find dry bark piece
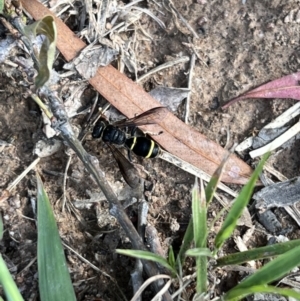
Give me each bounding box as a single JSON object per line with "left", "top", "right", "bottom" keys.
{"left": 253, "top": 177, "right": 300, "bottom": 210}
{"left": 256, "top": 210, "right": 282, "bottom": 234}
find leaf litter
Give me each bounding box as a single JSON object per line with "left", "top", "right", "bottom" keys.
{"left": 2, "top": 0, "right": 300, "bottom": 300}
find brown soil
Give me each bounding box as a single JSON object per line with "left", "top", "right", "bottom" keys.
{"left": 1, "top": 0, "right": 300, "bottom": 300}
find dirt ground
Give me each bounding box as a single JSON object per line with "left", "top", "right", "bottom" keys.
{"left": 1, "top": 0, "right": 300, "bottom": 300}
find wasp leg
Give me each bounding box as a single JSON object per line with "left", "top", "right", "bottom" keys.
{"left": 127, "top": 149, "right": 133, "bottom": 162}
{"left": 127, "top": 126, "right": 137, "bottom": 161}
{"left": 130, "top": 126, "right": 137, "bottom": 136}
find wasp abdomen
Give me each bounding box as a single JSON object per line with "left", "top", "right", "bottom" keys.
{"left": 125, "top": 137, "right": 159, "bottom": 158}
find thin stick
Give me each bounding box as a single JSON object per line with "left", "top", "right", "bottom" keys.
{"left": 97, "top": 0, "right": 110, "bottom": 36}
{"left": 165, "top": 0, "right": 199, "bottom": 39}
{"left": 62, "top": 154, "right": 72, "bottom": 212}
{"left": 182, "top": 40, "right": 208, "bottom": 67}
{"left": 185, "top": 53, "right": 196, "bottom": 124}
{"left": 159, "top": 150, "right": 238, "bottom": 198}
{"left": 62, "top": 242, "right": 128, "bottom": 301}
{"left": 131, "top": 275, "right": 171, "bottom": 301}
{"left": 250, "top": 120, "right": 300, "bottom": 158}
{"left": 7, "top": 157, "right": 40, "bottom": 192}
{"left": 136, "top": 56, "right": 189, "bottom": 83}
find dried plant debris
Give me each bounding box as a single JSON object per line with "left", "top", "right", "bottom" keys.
{"left": 73, "top": 0, "right": 166, "bottom": 69}
{"left": 34, "top": 139, "right": 62, "bottom": 158}
{"left": 64, "top": 44, "right": 118, "bottom": 79}
{"left": 0, "top": 36, "right": 17, "bottom": 63}
{"left": 163, "top": 0, "right": 199, "bottom": 38}
{"left": 62, "top": 82, "right": 89, "bottom": 118}
{"left": 256, "top": 210, "right": 283, "bottom": 234}
{"left": 136, "top": 56, "right": 190, "bottom": 82}
{"left": 149, "top": 86, "right": 189, "bottom": 112}
{"left": 247, "top": 293, "right": 287, "bottom": 301}
{"left": 253, "top": 177, "right": 300, "bottom": 210}
{"left": 236, "top": 102, "right": 300, "bottom": 158}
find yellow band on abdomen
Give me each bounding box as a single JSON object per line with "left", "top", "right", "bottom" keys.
{"left": 130, "top": 137, "right": 137, "bottom": 150}
{"left": 145, "top": 140, "right": 155, "bottom": 158}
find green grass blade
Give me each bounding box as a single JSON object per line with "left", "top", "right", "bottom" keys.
{"left": 0, "top": 215, "right": 3, "bottom": 240}
{"left": 116, "top": 249, "right": 177, "bottom": 276}
{"left": 217, "top": 239, "right": 300, "bottom": 266}
{"left": 0, "top": 0, "right": 3, "bottom": 13}
{"left": 0, "top": 213, "right": 24, "bottom": 301}
{"left": 185, "top": 248, "right": 212, "bottom": 257}
{"left": 205, "top": 152, "right": 230, "bottom": 204}
{"left": 192, "top": 179, "right": 202, "bottom": 248}
{"left": 215, "top": 153, "right": 269, "bottom": 250}
{"left": 0, "top": 255, "right": 24, "bottom": 301}
{"left": 192, "top": 179, "right": 207, "bottom": 293}
{"left": 224, "top": 285, "right": 300, "bottom": 301}
{"left": 225, "top": 245, "right": 300, "bottom": 298}
{"left": 176, "top": 216, "right": 193, "bottom": 267}
{"left": 37, "top": 173, "right": 76, "bottom": 301}
{"left": 168, "top": 246, "right": 175, "bottom": 269}
{"left": 176, "top": 152, "right": 228, "bottom": 267}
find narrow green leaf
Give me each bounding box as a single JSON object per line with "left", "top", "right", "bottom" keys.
{"left": 176, "top": 153, "right": 229, "bottom": 266}
{"left": 226, "top": 245, "right": 300, "bottom": 298}
{"left": 168, "top": 246, "right": 175, "bottom": 269}
{"left": 0, "top": 255, "right": 24, "bottom": 301}
{"left": 185, "top": 248, "right": 212, "bottom": 257}
{"left": 0, "top": 0, "right": 4, "bottom": 14}
{"left": 176, "top": 216, "right": 193, "bottom": 267}
{"left": 24, "top": 16, "right": 57, "bottom": 88}
{"left": 116, "top": 249, "right": 177, "bottom": 276}
{"left": 217, "top": 239, "right": 300, "bottom": 266}
{"left": 224, "top": 285, "right": 300, "bottom": 301}
{"left": 0, "top": 214, "right": 3, "bottom": 240}
{"left": 36, "top": 173, "right": 76, "bottom": 301}
{"left": 0, "top": 216, "right": 23, "bottom": 300}
{"left": 192, "top": 179, "right": 207, "bottom": 294}
{"left": 205, "top": 152, "right": 230, "bottom": 204}
{"left": 192, "top": 179, "right": 202, "bottom": 248}
{"left": 215, "top": 153, "right": 269, "bottom": 250}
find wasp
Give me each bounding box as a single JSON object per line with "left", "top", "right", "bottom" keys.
{"left": 92, "top": 107, "right": 168, "bottom": 188}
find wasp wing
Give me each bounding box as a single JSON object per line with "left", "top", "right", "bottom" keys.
{"left": 113, "top": 107, "right": 168, "bottom": 128}
{"left": 108, "top": 144, "right": 142, "bottom": 188}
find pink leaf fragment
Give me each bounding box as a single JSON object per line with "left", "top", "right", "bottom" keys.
{"left": 222, "top": 72, "right": 300, "bottom": 109}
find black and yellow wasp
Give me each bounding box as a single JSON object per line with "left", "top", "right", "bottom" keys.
{"left": 92, "top": 107, "right": 168, "bottom": 188}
